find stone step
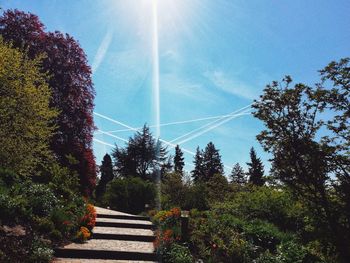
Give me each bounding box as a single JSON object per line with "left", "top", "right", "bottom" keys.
{"left": 95, "top": 207, "right": 136, "bottom": 217}
{"left": 96, "top": 217, "right": 152, "bottom": 225}
{"left": 60, "top": 239, "right": 154, "bottom": 252}
{"left": 54, "top": 207, "right": 158, "bottom": 262}
{"left": 54, "top": 248, "right": 157, "bottom": 261}
{"left": 54, "top": 259, "right": 156, "bottom": 263}
{"left": 92, "top": 233, "right": 155, "bottom": 242}
{"left": 97, "top": 213, "right": 150, "bottom": 221}
{"left": 93, "top": 227, "right": 154, "bottom": 236}
{"left": 95, "top": 221, "right": 155, "bottom": 229}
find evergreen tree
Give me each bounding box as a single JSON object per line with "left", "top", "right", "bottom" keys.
{"left": 230, "top": 163, "right": 246, "bottom": 184}
{"left": 112, "top": 125, "right": 167, "bottom": 180}
{"left": 203, "top": 142, "right": 224, "bottom": 181}
{"left": 174, "top": 145, "right": 185, "bottom": 175}
{"left": 95, "top": 154, "right": 114, "bottom": 200}
{"left": 246, "top": 147, "right": 265, "bottom": 186}
{"left": 191, "top": 147, "right": 204, "bottom": 183}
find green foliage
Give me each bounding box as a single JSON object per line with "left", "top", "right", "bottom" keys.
{"left": 161, "top": 172, "right": 187, "bottom": 209}
{"left": 29, "top": 238, "right": 54, "bottom": 263}
{"left": 183, "top": 182, "right": 209, "bottom": 211}
{"left": 213, "top": 186, "right": 301, "bottom": 230}
{"left": 252, "top": 59, "right": 350, "bottom": 260}
{"left": 230, "top": 163, "right": 246, "bottom": 184}
{"left": 102, "top": 177, "right": 156, "bottom": 214}
{"left": 206, "top": 173, "right": 230, "bottom": 203}
{"left": 247, "top": 147, "right": 265, "bottom": 186}
{"left": 191, "top": 142, "right": 224, "bottom": 183}
{"left": 112, "top": 125, "right": 167, "bottom": 180}
{"left": 190, "top": 209, "right": 294, "bottom": 263}
{"left": 95, "top": 153, "right": 114, "bottom": 200}
{"left": 0, "top": 38, "right": 57, "bottom": 176}
{"left": 165, "top": 243, "right": 193, "bottom": 263}
{"left": 174, "top": 145, "right": 185, "bottom": 175}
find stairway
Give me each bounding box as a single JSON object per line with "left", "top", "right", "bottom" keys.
{"left": 53, "top": 207, "right": 158, "bottom": 262}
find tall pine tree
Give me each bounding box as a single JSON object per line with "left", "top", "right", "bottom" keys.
{"left": 174, "top": 145, "right": 185, "bottom": 175}
{"left": 95, "top": 154, "right": 114, "bottom": 200}
{"left": 191, "top": 147, "right": 204, "bottom": 183}
{"left": 230, "top": 163, "right": 245, "bottom": 184}
{"left": 246, "top": 147, "right": 265, "bottom": 186}
{"left": 203, "top": 142, "right": 224, "bottom": 181}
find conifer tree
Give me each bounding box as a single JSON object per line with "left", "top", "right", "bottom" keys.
{"left": 174, "top": 145, "right": 185, "bottom": 175}
{"left": 246, "top": 147, "right": 265, "bottom": 186}
{"left": 95, "top": 154, "right": 114, "bottom": 200}
{"left": 203, "top": 142, "right": 224, "bottom": 181}
{"left": 230, "top": 163, "right": 246, "bottom": 184}
{"left": 191, "top": 147, "right": 204, "bottom": 183}
{"left": 112, "top": 125, "right": 167, "bottom": 180}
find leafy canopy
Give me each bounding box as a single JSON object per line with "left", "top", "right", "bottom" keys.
{"left": 0, "top": 38, "right": 57, "bottom": 176}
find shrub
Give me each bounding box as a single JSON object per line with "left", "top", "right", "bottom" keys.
{"left": 164, "top": 243, "right": 193, "bottom": 263}
{"left": 25, "top": 183, "right": 58, "bottom": 217}
{"left": 29, "top": 238, "right": 54, "bottom": 263}
{"left": 103, "top": 177, "right": 156, "bottom": 214}
{"left": 212, "top": 186, "right": 302, "bottom": 231}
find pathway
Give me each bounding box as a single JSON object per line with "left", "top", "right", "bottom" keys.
{"left": 53, "top": 207, "right": 157, "bottom": 263}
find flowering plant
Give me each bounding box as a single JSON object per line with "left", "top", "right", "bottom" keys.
{"left": 79, "top": 203, "right": 96, "bottom": 230}
{"left": 75, "top": 226, "right": 91, "bottom": 242}
{"left": 153, "top": 207, "right": 182, "bottom": 252}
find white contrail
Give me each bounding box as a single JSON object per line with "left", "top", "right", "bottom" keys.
{"left": 92, "top": 28, "right": 113, "bottom": 73}
{"left": 170, "top": 104, "right": 252, "bottom": 143}
{"left": 94, "top": 112, "right": 197, "bottom": 156}
{"left": 97, "top": 129, "right": 128, "bottom": 143}
{"left": 95, "top": 110, "right": 253, "bottom": 134}
{"left": 93, "top": 112, "right": 234, "bottom": 171}
{"left": 93, "top": 138, "right": 115, "bottom": 148}
{"left": 177, "top": 111, "right": 251, "bottom": 145}
{"left": 93, "top": 112, "right": 137, "bottom": 131}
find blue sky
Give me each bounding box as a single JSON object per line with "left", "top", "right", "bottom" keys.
{"left": 2, "top": 0, "right": 350, "bottom": 176}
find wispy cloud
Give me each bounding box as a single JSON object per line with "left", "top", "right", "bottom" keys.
{"left": 161, "top": 73, "right": 220, "bottom": 104}
{"left": 204, "top": 70, "right": 257, "bottom": 100}
{"left": 92, "top": 28, "right": 113, "bottom": 73}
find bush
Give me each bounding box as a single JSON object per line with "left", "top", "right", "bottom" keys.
{"left": 213, "top": 186, "right": 302, "bottom": 231}
{"left": 165, "top": 243, "right": 193, "bottom": 263}
{"left": 189, "top": 210, "right": 296, "bottom": 262}
{"left": 103, "top": 177, "right": 156, "bottom": 214}
{"left": 182, "top": 183, "right": 209, "bottom": 211}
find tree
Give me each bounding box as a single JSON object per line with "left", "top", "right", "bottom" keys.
{"left": 0, "top": 9, "right": 96, "bottom": 196}
{"left": 246, "top": 147, "right": 264, "bottom": 186}
{"left": 230, "top": 163, "right": 245, "bottom": 184}
{"left": 95, "top": 154, "right": 114, "bottom": 200}
{"left": 112, "top": 125, "right": 167, "bottom": 180}
{"left": 203, "top": 142, "right": 224, "bottom": 181}
{"left": 252, "top": 61, "right": 350, "bottom": 261}
{"left": 174, "top": 145, "right": 185, "bottom": 175}
{"left": 0, "top": 38, "right": 57, "bottom": 176}
{"left": 191, "top": 147, "right": 204, "bottom": 183}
